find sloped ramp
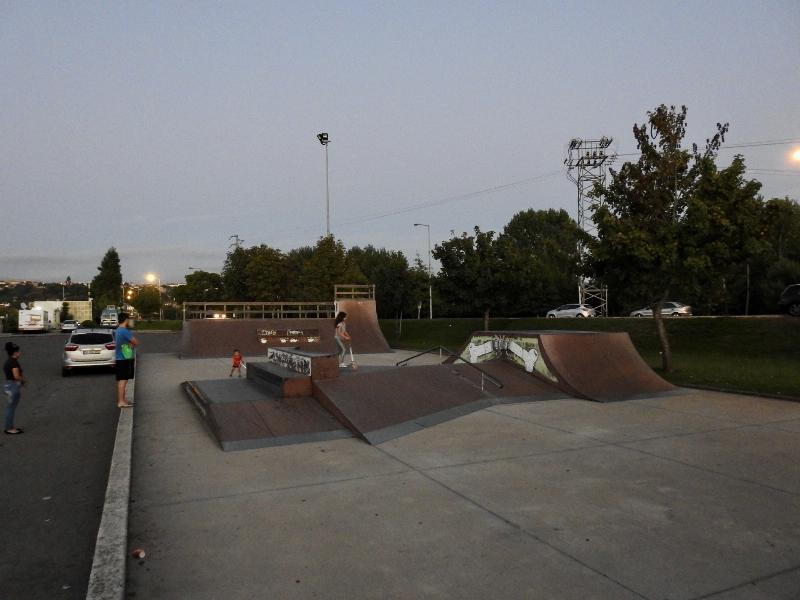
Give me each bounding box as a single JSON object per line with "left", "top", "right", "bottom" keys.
{"left": 537, "top": 331, "right": 677, "bottom": 402}
{"left": 184, "top": 378, "right": 351, "bottom": 451}
{"left": 457, "top": 330, "right": 677, "bottom": 402}
{"left": 336, "top": 299, "right": 392, "bottom": 353}
{"left": 181, "top": 304, "right": 391, "bottom": 358}
{"left": 312, "top": 362, "right": 565, "bottom": 444}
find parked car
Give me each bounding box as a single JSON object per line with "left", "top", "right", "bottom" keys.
{"left": 60, "top": 319, "right": 80, "bottom": 333}
{"left": 778, "top": 284, "right": 800, "bottom": 316}
{"left": 546, "top": 304, "right": 596, "bottom": 318}
{"left": 630, "top": 302, "right": 692, "bottom": 317}
{"left": 62, "top": 328, "right": 116, "bottom": 376}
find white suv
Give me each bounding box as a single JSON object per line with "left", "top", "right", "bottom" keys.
{"left": 62, "top": 328, "right": 116, "bottom": 376}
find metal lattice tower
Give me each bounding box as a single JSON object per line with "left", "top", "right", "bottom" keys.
{"left": 564, "top": 137, "right": 615, "bottom": 316}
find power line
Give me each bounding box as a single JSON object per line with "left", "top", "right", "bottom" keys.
{"left": 615, "top": 137, "right": 800, "bottom": 158}
{"left": 747, "top": 168, "right": 800, "bottom": 176}
{"left": 335, "top": 170, "right": 564, "bottom": 228}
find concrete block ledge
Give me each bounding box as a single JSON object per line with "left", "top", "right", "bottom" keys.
{"left": 85, "top": 380, "right": 135, "bottom": 600}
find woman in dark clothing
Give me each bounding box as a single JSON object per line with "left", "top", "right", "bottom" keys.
{"left": 4, "top": 341, "right": 25, "bottom": 434}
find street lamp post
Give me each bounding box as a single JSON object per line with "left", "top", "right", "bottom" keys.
{"left": 317, "top": 132, "right": 331, "bottom": 236}
{"left": 145, "top": 273, "right": 162, "bottom": 320}
{"left": 414, "top": 223, "right": 433, "bottom": 320}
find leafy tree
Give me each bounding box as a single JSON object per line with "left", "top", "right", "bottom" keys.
{"left": 174, "top": 271, "right": 224, "bottom": 304}
{"left": 244, "top": 245, "right": 289, "bottom": 301}
{"left": 285, "top": 245, "right": 315, "bottom": 300}
{"left": 763, "top": 197, "right": 800, "bottom": 262}
{"left": 91, "top": 247, "right": 123, "bottom": 311}
{"left": 433, "top": 226, "right": 506, "bottom": 329}
{"left": 221, "top": 247, "right": 250, "bottom": 300}
{"left": 681, "top": 155, "right": 766, "bottom": 314}
{"left": 348, "top": 245, "right": 418, "bottom": 318}
{"left": 131, "top": 286, "right": 160, "bottom": 319}
{"left": 61, "top": 302, "right": 73, "bottom": 321}
{"left": 500, "top": 209, "right": 585, "bottom": 315}
{"left": 589, "top": 104, "right": 729, "bottom": 371}
{"left": 294, "top": 236, "right": 365, "bottom": 301}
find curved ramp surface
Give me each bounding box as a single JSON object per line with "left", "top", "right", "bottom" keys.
{"left": 336, "top": 299, "right": 392, "bottom": 353}
{"left": 457, "top": 330, "right": 676, "bottom": 402}
{"left": 181, "top": 318, "right": 335, "bottom": 358}
{"left": 538, "top": 332, "right": 676, "bottom": 402}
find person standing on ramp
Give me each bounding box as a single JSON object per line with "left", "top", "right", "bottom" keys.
{"left": 334, "top": 311, "right": 352, "bottom": 368}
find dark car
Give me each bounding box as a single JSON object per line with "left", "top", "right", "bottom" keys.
{"left": 778, "top": 284, "right": 800, "bottom": 316}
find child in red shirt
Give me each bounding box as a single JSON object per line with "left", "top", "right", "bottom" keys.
{"left": 229, "top": 349, "right": 244, "bottom": 377}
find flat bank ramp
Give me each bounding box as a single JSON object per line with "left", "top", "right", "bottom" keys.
{"left": 313, "top": 361, "right": 568, "bottom": 444}
{"left": 313, "top": 365, "right": 492, "bottom": 444}
{"left": 538, "top": 332, "right": 676, "bottom": 402}
{"left": 183, "top": 378, "right": 351, "bottom": 451}
{"left": 336, "top": 299, "right": 391, "bottom": 353}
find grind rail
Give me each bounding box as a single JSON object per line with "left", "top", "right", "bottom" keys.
{"left": 395, "top": 346, "right": 503, "bottom": 391}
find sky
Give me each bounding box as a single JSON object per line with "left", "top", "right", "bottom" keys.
{"left": 2, "top": 1, "right": 799, "bottom": 284}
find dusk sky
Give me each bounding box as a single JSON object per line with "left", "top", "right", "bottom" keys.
{"left": 2, "top": 1, "right": 799, "bottom": 284}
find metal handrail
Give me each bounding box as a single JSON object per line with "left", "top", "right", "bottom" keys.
{"left": 395, "top": 346, "right": 503, "bottom": 390}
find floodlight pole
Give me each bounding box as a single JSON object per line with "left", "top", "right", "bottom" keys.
{"left": 414, "top": 223, "right": 433, "bottom": 320}
{"left": 565, "top": 137, "right": 615, "bottom": 316}
{"left": 317, "top": 133, "right": 331, "bottom": 236}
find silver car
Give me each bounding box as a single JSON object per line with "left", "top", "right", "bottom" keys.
{"left": 630, "top": 302, "right": 692, "bottom": 317}
{"left": 546, "top": 304, "right": 596, "bottom": 318}
{"left": 62, "top": 328, "right": 116, "bottom": 376}
{"left": 60, "top": 319, "right": 80, "bottom": 333}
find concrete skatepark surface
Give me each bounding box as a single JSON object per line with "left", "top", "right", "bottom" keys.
{"left": 126, "top": 351, "right": 800, "bottom": 599}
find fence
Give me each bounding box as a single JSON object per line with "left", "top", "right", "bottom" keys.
{"left": 183, "top": 302, "right": 336, "bottom": 321}
{"left": 334, "top": 284, "right": 375, "bottom": 300}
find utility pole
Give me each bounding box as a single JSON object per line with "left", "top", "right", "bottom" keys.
{"left": 229, "top": 234, "right": 244, "bottom": 251}
{"left": 414, "top": 223, "right": 433, "bottom": 320}
{"left": 565, "top": 137, "right": 615, "bottom": 316}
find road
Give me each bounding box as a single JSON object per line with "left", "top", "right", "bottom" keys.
{"left": 0, "top": 331, "right": 179, "bottom": 600}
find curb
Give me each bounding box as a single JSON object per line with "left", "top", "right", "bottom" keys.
{"left": 85, "top": 379, "right": 135, "bottom": 600}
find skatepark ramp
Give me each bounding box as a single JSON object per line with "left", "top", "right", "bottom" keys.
{"left": 181, "top": 289, "right": 391, "bottom": 358}
{"left": 457, "top": 330, "right": 677, "bottom": 402}
{"left": 184, "top": 346, "right": 567, "bottom": 449}
{"left": 335, "top": 284, "right": 391, "bottom": 353}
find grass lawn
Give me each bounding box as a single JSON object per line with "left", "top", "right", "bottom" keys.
{"left": 134, "top": 319, "right": 183, "bottom": 332}
{"left": 380, "top": 316, "right": 800, "bottom": 399}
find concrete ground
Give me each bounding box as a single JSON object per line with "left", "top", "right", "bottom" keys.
{"left": 126, "top": 352, "right": 800, "bottom": 600}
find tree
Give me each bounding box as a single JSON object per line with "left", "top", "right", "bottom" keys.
{"left": 499, "top": 209, "right": 585, "bottom": 315}
{"left": 174, "top": 271, "right": 224, "bottom": 304}
{"left": 348, "top": 245, "right": 417, "bottom": 318}
{"left": 61, "top": 302, "right": 73, "bottom": 321}
{"left": 221, "top": 246, "right": 251, "bottom": 300}
{"left": 244, "top": 245, "right": 289, "bottom": 300}
{"left": 433, "top": 227, "right": 506, "bottom": 329}
{"left": 131, "top": 286, "right": 160, "bottom": 319}
{"left": 589, "top": 104, "right": 730, "bottom": 371}
{"left": 294, "top": 236, "right": 365, "bottom": 301}
{"left": 91, "top": 248, "right": 123, "bottom": 311}
{"left": 681, "top": 155, "right": 766, "bottom": 314}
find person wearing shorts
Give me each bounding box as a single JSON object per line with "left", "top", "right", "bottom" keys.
{"left": 114, "top": 312, "right": 138, "bottom": 408}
